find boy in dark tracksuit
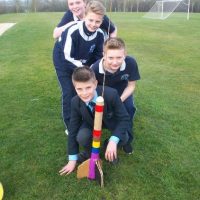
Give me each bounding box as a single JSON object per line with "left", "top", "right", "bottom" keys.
{"left": 59, "top": 66, "right": 133, "bottom": 175}
{"left": 53, "top": 0, "right": 117, "bottom": 39}
{"left": 53, "top": 1, "right": 105, "bottom": 130}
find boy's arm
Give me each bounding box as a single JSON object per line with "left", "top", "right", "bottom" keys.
{"left": 63, "top": 30, "right": 83, "bottom": 67}
{"left": 120, "top": 81, "right": 136, "bottom": 102}
{"left": 104, "top": 89, "right": 131, "bottom": 161}
{"left": 53, "top": 22, "right": 75, "bottom": 39}
{"left": 53, "top": 26, "right": 65, "bottom": 39}
{"left": 102, "top": 88, "right": 131, "bottom": 140}
{"left": 53, "top": 11, "right": 73, "bottom": 39}
{"left": 120, "top": 56, "right": 140, "bottom": 102}
{"left": 59, "top": 102, "right": 81, "bottom": 176}
{"left": 68, "top": 98, "right": 82, "bottom": 156}
{"left": 101, "top": 15, "right": 117, "bottom": 36}
{"left": 59, "top": 98, "right": 81, "bottom": 176}
{"left": 109, "top": 28, "right": 117, "bottom": 38}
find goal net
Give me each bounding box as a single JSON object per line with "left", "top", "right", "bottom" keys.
{"left": 143, "top": 0, "right": 190, "bottom": 20}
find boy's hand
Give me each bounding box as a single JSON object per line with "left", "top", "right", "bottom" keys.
{"left": 59, "top": 160, "right": 77, "bottom": 175}
{"left": 105, "top": 140, "right": 117, "bottom": 162}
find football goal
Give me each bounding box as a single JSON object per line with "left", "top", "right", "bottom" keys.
{"left": 143, "top": 0, "right": 190, "bottom": 20}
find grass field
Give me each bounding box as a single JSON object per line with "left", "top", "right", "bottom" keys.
{"left": 0, "top": 12, "right": 199, "bottom": 200}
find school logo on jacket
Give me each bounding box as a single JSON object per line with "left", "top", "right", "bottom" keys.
{"left": 80, "top": 59, "right": 87, "bottom": 64}
{"left": 89, "top": 44, "right": 96, "bottom": 53}
{"left": 121, "top": 74, "right": 129, "bottom": 80}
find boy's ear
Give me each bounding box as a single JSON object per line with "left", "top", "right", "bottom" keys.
{"left": 72, "top": 80, "right": 75, "bottom": 87}
{"left": 93, "top": 80, "right": 98, "bottom": 89}
{"left": 95, "top": 80, "right": 98, "bottom": 87}
{"left": 124, "top": 49, "right": 127, "bottom": 57}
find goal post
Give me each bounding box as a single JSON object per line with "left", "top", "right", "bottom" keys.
{"left": 186, "top": 0, "right": 190, "bottom": 20}
{"left": 143, "top": 0, "right": 190, "bottom": 20}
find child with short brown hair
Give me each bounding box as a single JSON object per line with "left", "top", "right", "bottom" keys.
{"left": 59, "top": 66, "right": 133, "bottom": 175}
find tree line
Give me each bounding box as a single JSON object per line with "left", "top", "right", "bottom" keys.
{"left": 0, "top": 0, "right": 200, "bottom": 14}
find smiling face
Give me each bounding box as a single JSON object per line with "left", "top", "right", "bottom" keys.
{"left": 84, "top": 12, "right": 103, "bottom": 32}
{"left": 73, "top": 80, "right": 97, "bottom": 103}
{"left": 67, "top": 0, "right": 86, "bottom": 19}
{"left": 103, "top": 49, "right": 125, "bottom": 73}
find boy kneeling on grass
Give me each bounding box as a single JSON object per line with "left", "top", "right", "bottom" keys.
{"left": 59, "top": 66, "right": 133, "bottom": 175}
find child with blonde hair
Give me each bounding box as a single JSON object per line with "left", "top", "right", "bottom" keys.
{"left": 53, "top": 0, "right": 117, "bottom": 39}
{"left": 53, "top": 1, "right": 106, "bottom": 132}
{"left": 91, "top": 37, "right": 140, "bottom": 120}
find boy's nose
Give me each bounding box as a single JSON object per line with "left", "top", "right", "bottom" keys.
{"left": 82, "top": 89, "right": 87, "bottom": 95}
{"left": 113, "top": 60, "right": 118, "bottom": 64}
{"left": 91, "top": 22, "right": 97, "bottom": 27}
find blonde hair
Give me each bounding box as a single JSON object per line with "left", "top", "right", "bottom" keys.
{"left": 67, "top": 0, "right": 87, "bottom": 2}
{"left": 103, "top": 37, "right": 126, "bottom": 52}
{"left": 85, "top": 1, "right": 105, "bottom": 16}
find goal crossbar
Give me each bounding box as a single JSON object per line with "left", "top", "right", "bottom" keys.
{"left": 143, "top": 0, "right": 190, "bottom": 20}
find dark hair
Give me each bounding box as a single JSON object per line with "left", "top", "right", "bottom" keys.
{"left": 72, "top": 66, "right": 96, "bottom": 83}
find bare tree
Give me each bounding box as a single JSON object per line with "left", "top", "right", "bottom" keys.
{"left": 0, "top": 0, "right": 6, "bottom": 14}
{"left": 123, "top": 0, "right": 128, "bottom": 12}
{"left": 0, "top": 0, "right": 200, "bottom": 13}
{"left": 15, "top": 0, "right": 20, "bottom": 13}
{"left": 31, "top": 0, "right": 37, "bottom": 12}
{"left": 136, "top": 0, "right": 140, "bottom": 12}
{"left": 191, "top": 0, "right": 199, "bottom": 12}
{"left": 129, "top": 0, "right": 135, "bottom": 12}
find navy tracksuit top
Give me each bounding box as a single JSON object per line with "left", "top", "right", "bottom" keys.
{"left": 53, "top": 21, "right": 104, "bottom": 74}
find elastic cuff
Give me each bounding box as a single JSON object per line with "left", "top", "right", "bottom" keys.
{"left": 109, "top": 136, "right": 120, "bottom": 144}
{"left": 68, "top": 154, "right": 78, "bottom": 161}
